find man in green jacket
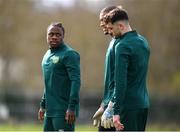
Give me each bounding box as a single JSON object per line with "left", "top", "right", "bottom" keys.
{"left": 104, "top": 8, "right": 150, "bottom": 131}
{"left": 92, "top": 5, "right": 121, "bottom": 131}
{"left": 38, "top": 22, "right": 81, "bottom": 131}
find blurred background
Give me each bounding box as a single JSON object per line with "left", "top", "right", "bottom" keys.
{"left": 0, "top": 0, "right": 180, "bottom": 131}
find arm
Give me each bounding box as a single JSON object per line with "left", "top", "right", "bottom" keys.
{"left": 101, "top": 74, "right": 109, "bottom": 107}
{"left": 113, "top": 43, "right": 131, "bottom": 130}
{"left": 102, "top": 46, "right": 115, "bottom": 107}
{"left": 38, "top": 92, "right": 46, "bottom": 122}
{"left": 92, "top": 55, "right": 109, "bottom": 126}
{"left": 114, "top": 43, "right": 130, "bottom": 115}
{"left": 40, "top": 92, "right": 46, "bottom": 110}
{"left": 63, "top": 50, "right": 81, "bottom": 123}
{"left": 64, "top": 50, "right": 81, "bottom": 111}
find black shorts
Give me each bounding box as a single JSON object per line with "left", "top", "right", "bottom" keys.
{"left": 121, "top": 108, "right": 148, "bottom": 131}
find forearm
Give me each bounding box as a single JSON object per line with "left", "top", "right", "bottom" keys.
{"left": 102, "top": 83, "right": 114, "bottom": 107}
{"left": 40, "top": 93, "right": 46, "bottom": 109}
{"left": 68, "top": 80, "right": 80, "bottom": 111}
{"left": 114, "top": 62, "right": 128, "bottom": 114}
{"left": 101, "top": 90, "right": 109, "bottom": 107}
{"left": 109, "top": 88, "right": 115, "bottom": 104}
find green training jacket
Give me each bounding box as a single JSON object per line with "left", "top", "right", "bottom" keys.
{"left": 113, "top": 31, "right": 150, "bottom": 115}
{"left": 40, "top": 43, "right": 81, "bottom": 117}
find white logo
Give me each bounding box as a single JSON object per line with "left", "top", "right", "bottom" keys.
{"left": 51, "top": 56, "right": 59, "bottom": 64}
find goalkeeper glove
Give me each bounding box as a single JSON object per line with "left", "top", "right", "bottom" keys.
{"left": 92, "top": 103, "right": 104, "bottom": 127}
{"left": 101, "top": 101, "right": 114, "bottom": 129}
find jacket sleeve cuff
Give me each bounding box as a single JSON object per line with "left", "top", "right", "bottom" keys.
{"left": 68, "top": 104, "right": 76, "bottom": 112}
{"left": 40, "top": 101, "right": 45, "bottom": 109}
{"left": 102, "top": 100, "right": 109, "bottom": 107}
{"left": 114, "top": 109, "right": 119, "bottom": 115}
{"left": 114, "top": 107, "right": 123, "bottom": 115}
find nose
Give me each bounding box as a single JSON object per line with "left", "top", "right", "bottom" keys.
{"left": 51, "top": 34, "right": 58, "bottom": 39}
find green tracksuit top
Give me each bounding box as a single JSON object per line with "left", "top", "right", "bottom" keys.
{"left": 102, "top": 38, "right": 118, "bottom": 106}
{"left": 40, "top": 43, "right": 81, "bottom": 117}
{"left": 113, "top": 31, "right": 150, "bottom": 115}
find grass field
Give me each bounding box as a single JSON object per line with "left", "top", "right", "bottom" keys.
{"left": 0, "top": 123, "right": 98, "bottom": 131}
{"left": 0, "top": 123, "right": 179, "bottom": 131}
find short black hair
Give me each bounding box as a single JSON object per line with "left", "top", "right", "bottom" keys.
{"left": 105, "top": 8, "right": 129, "bottom": 24}
{"left": 47, "top": 22, "right": 65, "bottom": 35}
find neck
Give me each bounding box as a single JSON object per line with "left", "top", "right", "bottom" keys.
{"left": 121, "top": 25, "right": 132, "bottom": 35}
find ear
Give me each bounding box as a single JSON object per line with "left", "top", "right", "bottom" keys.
{"left": 118, "top": 23, "right": 124, "bottom": 30}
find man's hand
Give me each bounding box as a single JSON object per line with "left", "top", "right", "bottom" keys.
{"left": 92, "top": 105, "right": 104, "bottom": 127}
{"left": 101, "top": 101, "right": 114, "bottom": 128}
{"left": 38, "top": 108, "right": 45, "bottom": 122}
{"left": 65, "top": 110, "right": 76, "bottom": 124}
{"left": 113, "top": 115, "right": 124, "bottom": 131}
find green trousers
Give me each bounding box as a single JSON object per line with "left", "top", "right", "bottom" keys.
{"left": 44, "top": 116, "right": 75, "bottom": 131}
{"left": 121, "top": 108, "right": 148, "bottom": 131}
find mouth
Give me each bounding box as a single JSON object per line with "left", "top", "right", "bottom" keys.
{"left": 50, "top": 41, "right": 58, "bottom": 44}
{"left": 49, "top": 41, "right": 59, "bottom": 48}
{"left": 104, "top": 32, "right": 109, "bottom": 35}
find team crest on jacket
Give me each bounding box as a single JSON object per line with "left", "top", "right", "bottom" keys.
{"left": 50, "top": 56, "right": 59, "bottom": 64}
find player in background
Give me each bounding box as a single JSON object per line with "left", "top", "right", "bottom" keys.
{"left": 105, "top": 8, "right": 150, "bottom": 131}
{"left": 38, "top": 22, "right": 81, "bottom": 132}
{"left": 92, "top": 5, "right": 122, "bottom": 131}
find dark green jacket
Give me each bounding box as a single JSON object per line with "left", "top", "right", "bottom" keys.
{"left": 113, "top": 31, "right": 150, "bottom": 115}
{"left": 40, "top": 43, "right": 81, "bottom": 117}
{"left": 102, "top": 38, "right": 118, "bottom": 106}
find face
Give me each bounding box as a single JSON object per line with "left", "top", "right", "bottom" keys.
{"left": 99, "top": 13, "right": 109, "bottom": 35}
{"left": 47, "top": 26, "right": 64, "bottom": 48}
{"left": 107, "top": 22, "right": 122, "bottom": 38}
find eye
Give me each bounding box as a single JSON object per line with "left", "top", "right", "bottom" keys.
{"left": 48, "top": 33, "right": 62, "bottom": 37}
{"left": 55, "top": 33, "right": 61, "bottom": 37}
{"left": 48, "top": 33, "right": 54, "bottom": 37}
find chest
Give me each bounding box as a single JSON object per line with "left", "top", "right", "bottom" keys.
{"left": 42, "top": 52, "right": 66, "bottom": 74}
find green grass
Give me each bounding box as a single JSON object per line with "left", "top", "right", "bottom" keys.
{"left": 146, "top": 123, "right": 180, "bottom": 131}
{"left": 0, "top": 123, "right": 97, "bottom": 131}
{"left": 0, "top": 123, "right": 179, "bottom": 131}
{"left": 0, "top": 123, "right": 42, "bottom": 131}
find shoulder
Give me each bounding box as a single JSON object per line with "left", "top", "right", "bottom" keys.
{"left": 46, "top": 49, "right": 51, "bottom": 54}
{"left": 115, "top": 38, "right": 131, "bottom": 49}
{"left": 63, "top": 44, "right": 80, "bottom": 59}
{"left": 115, "top": 39, "right": 132, "bottom": 55}
{"left": 43, "top": 50, "right": 50, "bottom": 57}
{"left": 125, "top": 33, "right": 148, "bottom": 45}
{"left": 65, "top": 50, "right": 80, "bottom": 58}
{"left": 129, "top": 34, "right": 150, "bottom": 51}
{"left": 109, "top": 38, "right": 116, "bottom": 44}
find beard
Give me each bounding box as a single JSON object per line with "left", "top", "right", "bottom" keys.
{"left": 104, "top": 32, "right": 109, "bottom": 35}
